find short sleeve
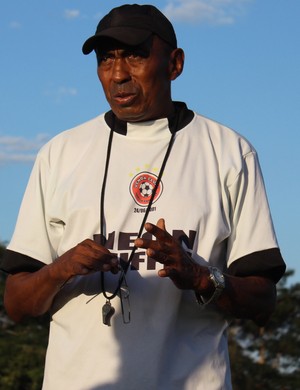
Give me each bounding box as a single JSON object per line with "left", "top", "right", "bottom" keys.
{"left": 226, "top": 150, "right": 279, "bottom": 267}
{"left": 5, "top": 149, "right": 56, "bottom": 265}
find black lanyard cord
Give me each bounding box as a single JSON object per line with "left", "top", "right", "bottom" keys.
{"left": 100, "top": 122, "right": 177, "bottom": 301}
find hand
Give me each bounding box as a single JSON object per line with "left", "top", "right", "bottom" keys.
{"left": 53, "top": 239, "right": 119, "bottom": 281}
{"left": 135, "top": 219, "right": 211, "bottom": 292}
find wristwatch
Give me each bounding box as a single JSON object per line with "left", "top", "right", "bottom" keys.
{"left": 195, "top": 266, "right": 225, "bottom": 306}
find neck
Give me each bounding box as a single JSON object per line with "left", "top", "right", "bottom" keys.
{"left": 104, "top": 101, "right": 194, "bottom": 135}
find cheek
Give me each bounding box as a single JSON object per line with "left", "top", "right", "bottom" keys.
{"left": 98, "top": 75, "right": 111, "bottom": 99}
{"left": 145, "top": 76, "right": 169, "bottom": 100}
{"left": 137, "top": 72, "right": 162, "bottom": 97}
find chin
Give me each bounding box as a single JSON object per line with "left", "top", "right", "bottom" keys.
{"left": 113, "top": 109, "right": 147, "bottom": 123}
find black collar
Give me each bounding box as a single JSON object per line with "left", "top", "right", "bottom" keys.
{"left": 104, "top": 101, "right": 194, "bottom": 135}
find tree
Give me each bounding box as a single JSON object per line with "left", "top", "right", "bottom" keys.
{"left": 229, "top": 270, "right": 300, "bottom": 390}
{"left": 0, "top": 242, "right": 49, "bottom": 390}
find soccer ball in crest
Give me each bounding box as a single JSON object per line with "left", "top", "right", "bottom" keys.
{"left": 139, "top": 182, "right": 153, "bottom": 197}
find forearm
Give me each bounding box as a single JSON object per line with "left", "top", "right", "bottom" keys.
{"left": 210, "top": 274, "right": 277, "bottom": 326}
{"left": 3, "top": 240, "right": 120, "bottom": 322}
{"left": 4, "top": 262, "right": 69, "bottom": 322}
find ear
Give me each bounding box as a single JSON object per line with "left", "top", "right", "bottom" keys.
{"left": 169, "top": 48, "right": 185, "bottom": 81}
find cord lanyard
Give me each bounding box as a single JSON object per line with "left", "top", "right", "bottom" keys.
{"left": 100, "top": 123, "right": 176, "bottom": 326}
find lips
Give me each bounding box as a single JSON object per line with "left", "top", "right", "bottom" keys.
{"left": 110, "top": 83, "right": 139, "bottom": 106}
{"left": 112, "top": 92, "right": 137, "bottom": 106}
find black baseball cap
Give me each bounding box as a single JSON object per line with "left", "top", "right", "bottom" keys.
{"left": 82, "top": 4, "right": 177, "bottom": 55}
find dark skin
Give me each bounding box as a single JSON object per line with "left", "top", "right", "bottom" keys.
{"left": 4, "top": 36, "right": 276, "bottom": 326}
{"left": 4, "top": 239, "right": 120, "bottom": 322}
{"left": 135, "top": 219, "right": 276, "bottom": 327}
{"left": 96, "top": 36, "right": 184, "bottom": 122}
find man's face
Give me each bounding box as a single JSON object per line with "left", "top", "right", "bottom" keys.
{"left": 97, "top": 36, "right": 175, "bottom": 122}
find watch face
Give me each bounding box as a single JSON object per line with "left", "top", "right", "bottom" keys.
{"left": 215, "top": 269, "right": 225, "bottom": 284}
{"left": 210, "top": 267, "right": 225, "bottom": 288}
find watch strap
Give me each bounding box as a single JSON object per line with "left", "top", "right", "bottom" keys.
{"left": 195, "top": 266, "right": 225, "bottom": 306}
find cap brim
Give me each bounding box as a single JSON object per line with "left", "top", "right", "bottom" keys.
{"left": 82, "top": 27, "right": 152, "bottom": 54}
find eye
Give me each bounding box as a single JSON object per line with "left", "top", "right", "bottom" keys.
{"left": 98, "top": 53, "right": 114, "bottom": 65}
{"left": 99, "top": 56, "right": 109, "bottom": 63}
{"left": 128, "top": 53, "right": 138, "bottom": 60}
{"left": 126, "top": 50, "right": 149, "bottom": 61}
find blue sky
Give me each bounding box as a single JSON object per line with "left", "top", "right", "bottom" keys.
{"left": 0, "top": 0, "right": 299, "bottom": 283}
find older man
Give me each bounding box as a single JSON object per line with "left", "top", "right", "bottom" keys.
{"left": 1, "top": 4, "right": 285, "bottom": 390}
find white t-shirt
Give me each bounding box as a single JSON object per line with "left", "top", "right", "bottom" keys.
{"left": 7, "top": 106, "right": 280, "bottom": 390}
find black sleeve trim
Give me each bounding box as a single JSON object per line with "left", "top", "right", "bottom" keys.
{"left": 0, "top": 249, "right": 46, "bottom": 274}
{"left": 227, "top": 248, "right": 286, "bottom": 283}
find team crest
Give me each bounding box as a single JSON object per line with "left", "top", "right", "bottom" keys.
{"left": 129, "top": 172, "right": 163, "bottom": 207}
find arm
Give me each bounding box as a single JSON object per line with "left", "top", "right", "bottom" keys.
{"left": 216, "top": 274, "right": 276, "bottom": 326}
{"left": 135, "top": 219, "right": 276, "bottom": 327}
{"left": 4, "top": 239, "right": 119, "bottom": 323}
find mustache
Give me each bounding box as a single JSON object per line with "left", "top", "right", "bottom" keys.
{"left": 110, "top": 83, "right": 138, "bottom": 96}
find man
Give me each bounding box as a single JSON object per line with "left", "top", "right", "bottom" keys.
{"left": 1, "top": 4, "right": 285, "bottom": 390}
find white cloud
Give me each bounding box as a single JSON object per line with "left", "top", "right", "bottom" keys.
{"left": 43, "top": 86, "right": 78, "bottom": 103}
{"left": 57, "top": 87, "right": 78, "bottom": 97}
{"left": 64, "top": 9, "right": 80, "bottom": 20}
{"left": 163, "top": 0, "right": 252, "bottom": 25}
{"left": 0, "top": 134, "right": 49, "bottom": 164}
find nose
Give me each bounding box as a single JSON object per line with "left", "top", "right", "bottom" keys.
{"left": 111, "top": 57, "right": 131, "bottom": 84}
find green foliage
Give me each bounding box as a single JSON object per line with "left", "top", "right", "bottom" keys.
{"left": 229, "top": 270, "right": 300, "bottom": 390}
{"left": 0, "top": 316, "right": 49, "bottom": 390}
{"left": 0, "top": 242, "right": 49, "bottom": 390}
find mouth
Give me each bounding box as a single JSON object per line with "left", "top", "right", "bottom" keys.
{"left": 112, "top": 92, "right": 137, "bottom": 106}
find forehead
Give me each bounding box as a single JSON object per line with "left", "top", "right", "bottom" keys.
{"left": 95, "top": 36, "right": 154, "bottom": 54}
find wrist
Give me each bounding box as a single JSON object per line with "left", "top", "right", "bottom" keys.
{"left": 47, "top": 261, "right": 73, "bottom": 289}
{"left": 195, "top": 266, "right": 225, "bottom": 306}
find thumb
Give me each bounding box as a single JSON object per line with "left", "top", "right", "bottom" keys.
{"left": 156, "top": 218, "right": 166, "bottom": 231}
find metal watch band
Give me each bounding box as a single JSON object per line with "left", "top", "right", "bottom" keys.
{"left": 195, "top": 266, "right": 225, "bottom": 306}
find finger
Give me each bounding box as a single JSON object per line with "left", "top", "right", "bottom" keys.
{"left": 92, "top": 256, "right": 119, "bottom": 273}
{"left": 156, "top": 218, "right": 166, "bottom": 231}
{"left": 134, "top": 237, "right": 162, "bottom": 251}
{"left": 110, "top": 258, "right": 121, "bottom": 274}
{"left": 101, "top": 263, "right": 113, "bottom": 272}
{"left": 158, "top": 268, "right": 168, "bottom": 278}
{"left": 101, "top": 255, "right": 119, "bottom": 267}
{"left": 146, "top": 248, "right": 172, "bottom": 264}
{"left": 158, "top": 267, "right": 177, "bottom": 278}
{"left": 83, "top": 240, "right": 118, "bottom": 263}
{"left": 81, "top": 238, "right": 113, "bottom": 253}
{"left": 144, "top": 221, "right": 173, "bottom": 243}
{"left": 135, "top": 238, "right": 174, "bottom": 258}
